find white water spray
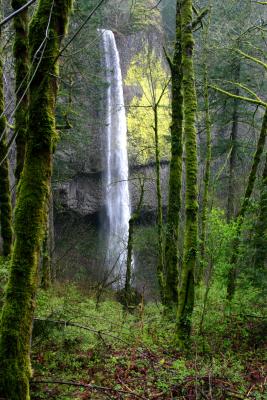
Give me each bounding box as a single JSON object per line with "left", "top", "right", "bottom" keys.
{"left": 101, "top": 29, "right": 132, "bottom": 285}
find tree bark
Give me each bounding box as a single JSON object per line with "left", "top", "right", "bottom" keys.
{"left": 12, "top": 0, "right": 29, "bottom": 183}
{"left": 176, "top": 0, "right": 199, "bottom": 347}
{"left": 124, "top": 179, "right": 144, "bottom": 304}
{"left": 227, "top": 107, "right": 267, "bottom": 300}
{"left": 153, "top": 104, "right": 165, "bottom": 301}
{"left": 164, "top": 0, "right": 183, "bottom": 309}
{"left": 227, "top": 62, "right": 241, "bottom": 222}
{"left": 0, "top": 3, "right": 13, "bottom": 257}
{"left": 0, "top": 0, "right": 72, "bottom": 398}
{"left": 253, "top": 152, "right": 267, "bottom": 274}
{"left": 199, "top": 59, "right": 211, "bottom": 277}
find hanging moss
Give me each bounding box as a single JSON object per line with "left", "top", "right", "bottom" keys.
{"left": 0, "top": 0, "right": 72, "bottom": 398}
{"left": 176, "top": 0, "right": 199, "bottom": 347}
{"left": 0, "top": 5, "right": 13, "bottom": 257}
{"left": 12, "top": 0, "right": 30, "bottom": 183}
{"left": 164, "top": 0, "right": 183, "bottom": 309}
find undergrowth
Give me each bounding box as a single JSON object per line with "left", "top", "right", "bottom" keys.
{"left": 25, "top": 282, "right": 266, "bottom": 400}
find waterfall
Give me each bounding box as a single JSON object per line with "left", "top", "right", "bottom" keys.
{"left": 101, "top": 29, "right": 132, "bottom": 286}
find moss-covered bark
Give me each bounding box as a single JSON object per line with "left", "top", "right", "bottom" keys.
{"left": 253, "top": 152, "right": 267, "bottom": 273}
{"left": 227, "top": 62, "right": 240, "bottom": 222}
{"left": 176, "top": 0, "right": 198, "bottom": 346}
{"left": 41, "top": 187, "right": 53, "bottom": 289}
{"left": 227, "top": 107, "right": 267, "bottom": 300}
{"left": 0, "top": 0, "right": 72, "bottom": 398}
{"left": 199, "top": 61, "right": 211, "bottom": 277}
{"left": 0, "top": 5, "right": 13, "bottom": 257}
{"left": 125, "top": 180, "right": 144, "bottom": 305}
{"left": 12, "top": 0, "right": 29, "bottom": 183}
{"left": 153, "top": 104, "right": 165, "bottom": 301}
{"left": 164, "top": 0, "right": 183, "bottom": 309}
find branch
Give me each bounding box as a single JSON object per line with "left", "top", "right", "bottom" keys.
{"left": 55, "top": 0, "right": 106, "bottom": 63}
{"left": 34, "top": 318, "right": 130, "bottom": 346}
{"left": 163, "top": 46, "right": 173, "bottom": 70}
{"left": 236, "top": 49, "right": 267, "bottom": 70}
{"left": 192, "top": 8, "right": 209, "bottom": 30}
{"left": 0, "top": 0, "right": 37, "bottom": 27}
{"left": 209, "top": 84, "right": 267, "bottom": 107}
{"left": 224, "top": 81, "right": 263, "bottom": 102}
{"left": 31, "top": 380, "right": 146, "bottom": 399}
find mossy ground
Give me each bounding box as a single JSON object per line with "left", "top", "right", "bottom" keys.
{"left": 0, "top": 279, "right": 260, "bottom": 400}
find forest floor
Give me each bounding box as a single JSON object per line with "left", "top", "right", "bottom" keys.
{"left": 29, "top": 283, "right": 267, "bottom": 399}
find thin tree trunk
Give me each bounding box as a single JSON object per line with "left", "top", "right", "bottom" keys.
{"left": 153, "top": 104, "right": 165, "bottom": 301}
{"left": 0, "top": 0, "right": 72, "bottom": 398}
{"left": 253, "top": 152, "right": 267, "bottom": 273}
{"left": 125, "top": 179, "right": 144, "bottom": 304}
{"left": 199, "top": 61, "right": 211, "bottom": 275}
{"left": 227, "top": 107, "right": 267, "bottom": 300}
{"left": 164, "top": 0, "right": 183, "bottom": 309}
{"left": 227, "top": 62, "right": 241, "bottom": 222}
{"left": 0, "top": 4, "right": 13, "bottom": 257}
{"left": 176, "top": 0, "right": 199, "bottom": 347}
{"left": 12, "top": 0, "right": 29, "bottom": 183}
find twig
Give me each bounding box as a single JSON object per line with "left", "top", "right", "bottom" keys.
{"left": 31, "top": 380, "right": 146, "bottom": 399}
{"left": 34, "top": 317, "right": 130, "bottom": 346}
{"left": 0, "top": 0, "right": 37, "bottom": 27}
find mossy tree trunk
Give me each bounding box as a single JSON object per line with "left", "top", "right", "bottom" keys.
{"left": 41, "top": 183, "right": 53, "bottom": 289}
{"left": 227, "top": 107, "right": 267, "bottom": 300}
{"left": 227, "top": 62, "right": 241, "bottom": 223}
{"left": 253, "top": 152, "right": 267, "bottom": 274}
{"left": 176, "top": 0, "right": 199, "bottom": 347}
{"left": 153, "top": 103, "right": 165, "bottom": 302}
{"left": 199, "top": 51, "right": 211, "bottom": 279}
{"left": 164, "top": 0, "right": 183, "bottom": 309}
{"left": 12, "top": 0, "right": 29, "bottom": 183}
{"left": 0, "top": 4, "right": 13, "bottom": 257}
{"left": 125, "top": 179, "right": 144, "bottom": 305}
{"left": 0, "top": 0, "right": 72, "bottom": 398}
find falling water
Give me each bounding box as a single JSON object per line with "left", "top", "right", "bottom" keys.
{"left": 101, "top": 29, "right": 132, "bottom": 285}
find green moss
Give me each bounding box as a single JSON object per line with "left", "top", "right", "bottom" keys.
{"left": 12, "top": 0, "right": 30, "bottom": 182}
{"left": 253, "top": 152, "right": 267, "bottom": 272}
{"left": 176, "top": 0, "right": 199, "bottom": 347}
{"left": 227, "top": 107, "right": 267, "bottom": 300}
{"left": 165, "top": 0, "right": 183, "bottom": 309}
{"left": 0, "top": 7, "right": 13, "bottom": 257}
{"left": 0, "top": 0, "right": 72, "bottom": 398}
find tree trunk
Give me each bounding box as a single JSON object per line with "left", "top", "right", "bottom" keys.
{"left": 164, "top": 0, "right": 183, "bottom": 309}
{"left": 0, "top": 0, "right": 72, "bottom": 398}
{"left": 176, "top": 0, "right": 199, "bottom": 347}
{"left": 227, "top": 107, "right": 267, "bottom": 300}
{"left": 253, "top": 152, "right": 267, "bottom": 274}
{"left": 125, "top": 179, "right": 144, "bottom": 304}
{"left": 199, "top": 61, "right": 211, "bottom": 276}
{"left": 153, "top": 104, "right": 165, "bottom": 301}
{"left": 12, "top": 0, "right": 29, "bottom": 183}
{"left": 227, "top": 62, "right": 241, "bottom": 222}
{"left": 0, "top": 4, "right": 13, "bottom": 257}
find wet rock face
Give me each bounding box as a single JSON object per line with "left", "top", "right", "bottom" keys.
{"left": 54, "top": 172, "right": 105, "bottom": 216}
{"left": 54, "top": 162, "right": 169, "bottom": 220}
